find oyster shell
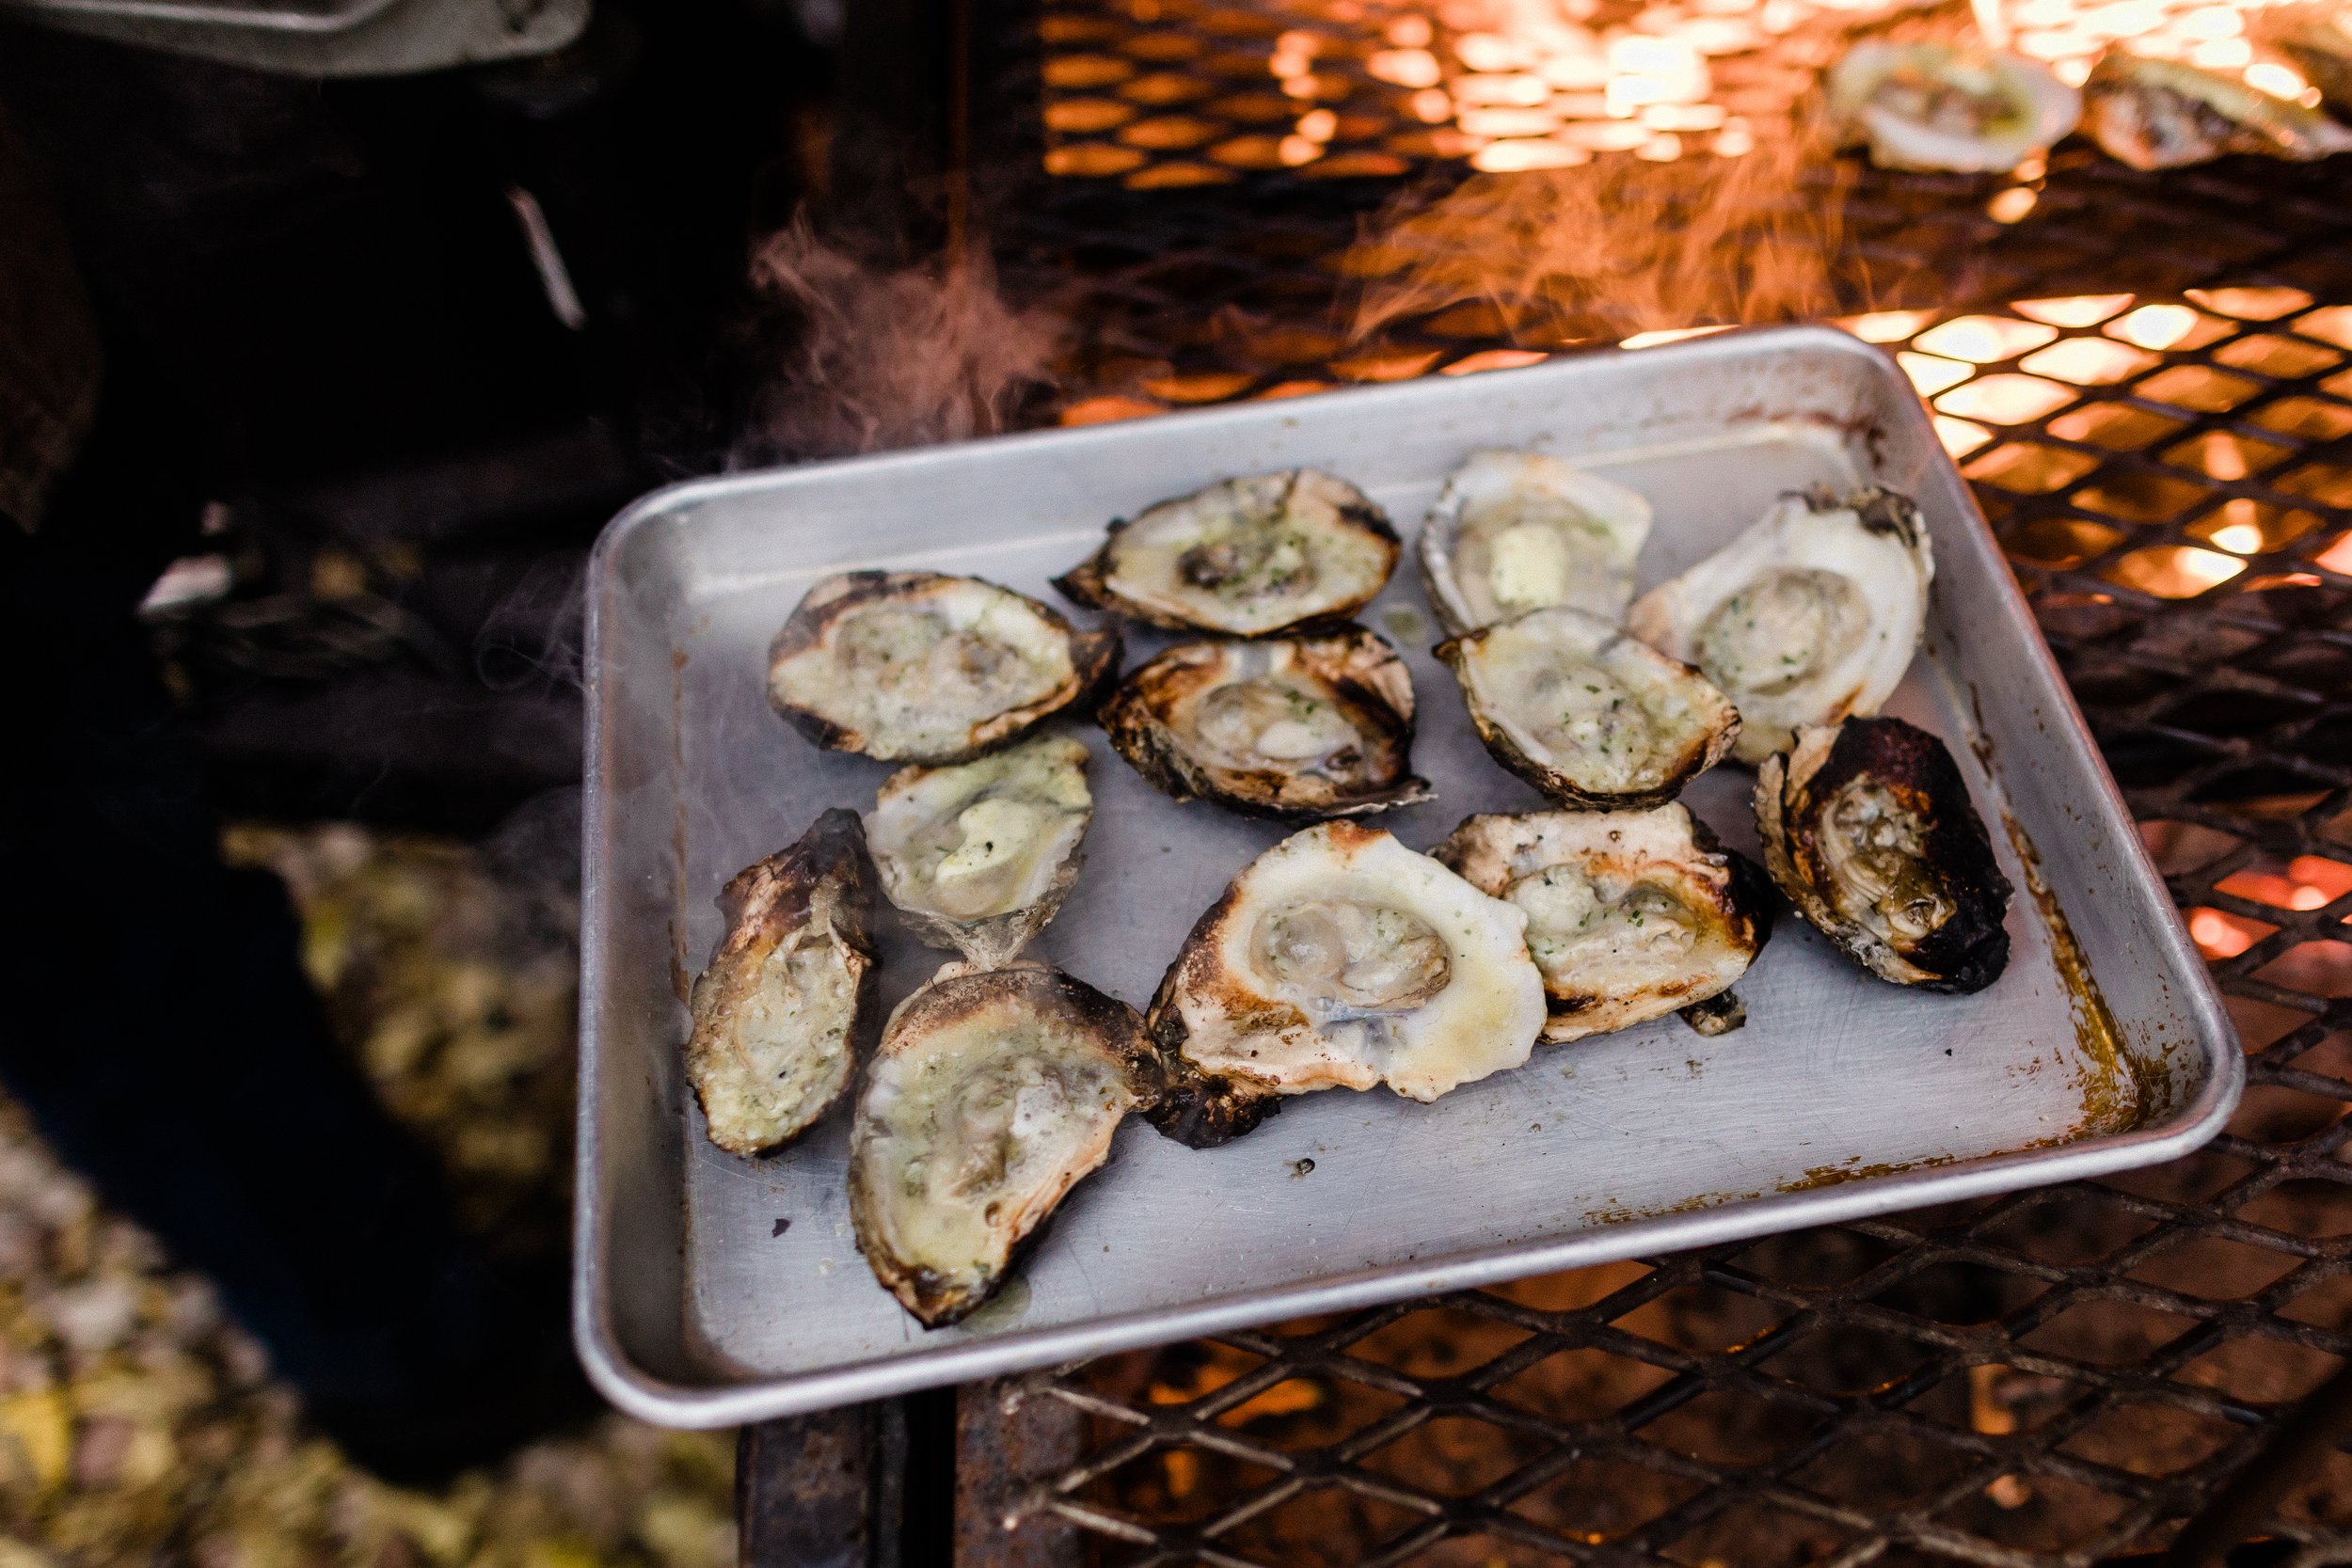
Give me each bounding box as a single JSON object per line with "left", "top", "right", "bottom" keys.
{"left": 1755, "top": 717, "right": 2012, "bottom": 993}
{"left": 1418, "top": 450, "right": 1653, "bottom": 637}
{"left": 1627, "top": 485, "right": 1932, "bottom": 766}
{"left": 1435, "top": 805, "right": 1772, "bottom": 1043}
{"left": 1056, "top": 470, "right": 1401, "bottom": 637}
{"left": 1828, "top": 42, "right": 2081, "bottom": 172}
{"left": 848, "top": 960, "right": 1151, "bottom": 1327}
{"left": 1438, "top": 606, "right": 1740, "bottom": 809}
{"left": 1144, "top": 820, "right": 1548, "bottom": 1147}
{"left": 769, "top": 571, "right": 1119, "bottom": 765}
{"left": 864, "top": 735, "right": 1093, "bottom": 969}
{"left": 684, "top": 810, "right": 880, "bottom": 1156}
{"left": 2084, "top": 51, "right": 2352, "bottom": 169}
{"left": 1100, "top": 625, "right": 1435, "bottom": 821}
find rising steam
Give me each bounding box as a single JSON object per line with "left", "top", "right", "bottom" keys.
{"left": 739, "top": 222, "right": 1063, "bottom": 463}
{"left": 1350, "top": 114, "right": 1858, "bottom": 350}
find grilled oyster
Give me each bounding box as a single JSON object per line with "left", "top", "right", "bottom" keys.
{"left": 1755, "top": 717, "right": 2012, "bottom": 993}
{"left": 1627, "top": 485, "right": 1932, "bottom": 766}
{"left": 848, "top": 960, "right": 1151, "bottom": 1327}
{"left": 1418, "top": 450, "right": 1653, "bottom": 637}
{"left": 1437, "top": 606, "right": 1740, "bottom": 810}
{"left": 1145, "top": 820, "right": 1548, "bottom": 1147}
{"left": 769, "top": 571, "right": 1118, "bottom": 765}
{"left": 865, "top": 735, "right": 1093, "bottom": 969}
{"left": 1435, "top": 806, "right": 1771, "bottom": 1043}
{"left": 685, "top": 810, "right": 880, "bottom": 1156}
{"left": 1828, "top": 42, "right": 2081, "bottom": 172}
{"left": 2084, "top": 51, "right": 2352, "bottom": 169}
{"left": 1100, "top": 626, "right": 1434, "bottom": 821}
{"left": 1056, "top": 470, "right": 1400, "bottom": 637}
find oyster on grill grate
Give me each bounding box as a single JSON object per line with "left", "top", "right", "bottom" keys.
{"left": 1435, "top": 805, "right": 1772, "bottom": 1044}
{"left": 1144, "top": 820, "right": 1548, "bottom": 1147}
{"left": 769, "top": 571, "right": 1119, "bottom": 765}
{"left": 1056, "top": 469, "right": 1400, "bottom": 637}
{"left": 849, "top": 959, "right": 1152, "bottom": 1327}
{"left": 1437, "top": 605, "right": 1740, "bottom": 810}
{"left": 1417, "top": 450, "right": 1653, "bottom": 637}
{"left": 1828, "top": 41, "right": 2081, "bottom": 172}
{"left": 1628, "top": 485, "right": 1932, "bottom": 767}
{"left": 864, "top": 734, "right": 1093, "bottom": 969}
{"left": 2084, "top": 51, "right": 2352, "bottom": 169}
{"left": 1755, "top": 716, "right": 2012, "bottom": 993}
{"left": 685, "top": 810, "right": 880, "bottom": 1156}
{"left": 1099, "top": 625, "right": 1434, "bottom": 821}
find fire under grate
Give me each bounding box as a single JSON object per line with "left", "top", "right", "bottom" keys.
{"left": 885, "top": 10, "right": 2352, "bottom": 1564}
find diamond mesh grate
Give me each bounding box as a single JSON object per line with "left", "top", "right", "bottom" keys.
{"left": 950, "top": 70, "right": 2352, "bottom": 1568}
{"left": 953, "top": 5, "right": 2352, "bottom": 1560}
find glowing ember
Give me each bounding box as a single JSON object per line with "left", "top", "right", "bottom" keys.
{"left": 2110, "top": 303, "right": 2201, "bottom": 349}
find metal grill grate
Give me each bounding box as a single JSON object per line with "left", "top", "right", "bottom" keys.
{"left": 933, "top": 98, "right": 2352, "bottom": 1568}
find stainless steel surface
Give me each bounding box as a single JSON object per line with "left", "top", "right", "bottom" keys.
{"left": 0, "top": 0, "right": 589, "bottom": 75}
{"left": 575, "top": 324, "right": 2240, "bottom": 1428}
{"left": 0, "top": 0, "right": 397, "bottom": 34}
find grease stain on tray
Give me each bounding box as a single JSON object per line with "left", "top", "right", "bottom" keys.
{"left": 2003, "top": 812, "right": 2144, "bottom": 1136}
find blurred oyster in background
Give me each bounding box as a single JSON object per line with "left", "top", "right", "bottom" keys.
{"left": 2084, "top": 50, "right": 2352, "bottom": 168}
{"left": 1828, "top": 41, "right": 2081, "bottom": 172}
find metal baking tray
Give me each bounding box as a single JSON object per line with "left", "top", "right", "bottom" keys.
{"left": 575, "top": 324, "right": 2240, "bottom": 1427}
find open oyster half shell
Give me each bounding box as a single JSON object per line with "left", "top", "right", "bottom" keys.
{"left": 1144, "top": 820, "right": 1548, "bottom": 1147}
{"left": 848, "top": 960, "right": 1152, "bottom": 1328}
{"left": 2084, "top": 51, "right": 2352, "bottom": 169}
{"left": 1436, "top": 805, "right": 1772, "bottom": 1043}
{"left": 1438, "top": 605, "right": 1740, "bottom": 810}
{"left": 769, "top": 570, "right": 1119, "bottom": 765}
{"left": 1417, "top": 450, "right": 1653, "bottom": 637}
{"left": 865, "top": 734, "right": 1093, "bottom": 970}
{"left": 1755, "top": 717, "right": 2013, "bottom": 993}
{"left": 684, "top": 809, "right": 880, "bottom": 1156}
{"left": 1056, "top": 469, "right": 1400, "bottom": 637}
{"left": 1828, "top": 42, "right": 2081, "bottom": 172}
{"left": 1100, "top": 625, "right": 1435, "bottom": 821}
{"left": 1628, "top": 485, "right": 1932, "bottom": 766}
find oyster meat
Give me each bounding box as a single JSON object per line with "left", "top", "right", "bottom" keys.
{"left": 2084, "top": 51, "right": 2352, "bottom": 169}
{"left": 849, "top": 960, "right": 1152, "bottom": 1327}
{"left": 769, "top": 571, "right": 1119, "bottom": 765}
{"left": 1056, "top": 469, "right": 1400, "bottom": 637}
{"left": 1628, "top": 485, "right": 1932, "bottom": 766}
{"left": 1418, "top": 450, "right": 1653, "bottom": 637}
{"left": 1755, "top": 717, "right": 2012, "bottom": 993}
{"left": 1100, "top": 625, "right": 1434, "bottom": 821}
{"left": 1438, "top": 606, "right": 1740, "bottom": 809}
{"left": 1145, "top": 820, "right": 1548, "bottom": 1147}
{"left": 1828, "top": 42, "right": 2081, "bottom": 172}
{"left": 685, "top": 810, "right": 880, "bottom": 1156}
{"left": 1436, "top": 806, "right": 1771, "bottom": 1043}
{"left": 865, "top": 735, "right": 1093, "bottom": 969}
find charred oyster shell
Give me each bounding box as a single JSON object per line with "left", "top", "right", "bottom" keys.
{"left": 1828, "top": 42, "right": 2081, "bottom": 172}
{"left": 1437, "top": 606, "right": 1740, "bottom": 810}
{"left": 1056, "top": 470, "right": 1400, "bottom": 637}
{"left": 848, "top": 960, "right": 1152, "bottom": 1327}
{"left": 769, "top": 571, "right": 1119, "bottom": 765}
{"left": 1436, "top": 806, "right": 1771, "bottom": 1044}
{"left": 1145, "top": 820, "right": 1548, "bottom": 1147}
{"left": 685, "top": 810, "right": 880, "bottom": 1156}
{"left": 1100, "top": 625, "right": 1434, "bottom": 822}
{"left": 1628, "top": 485, "right": 1932, "bottom": 766}
{"left": 1755, "top": 717, "right": 2012, "bottom": 993}
{"left": 864, "top": 735, "right": 1093, "bottom": 970}
{"left": 1418, "top": 450, "right": 1652, "bottom": 637}
{"left": 2256, "top": 6, "right": 2352, "bottom": 117}
{"left": 2084, "top": 51, "right": 2352, "bottom": 169}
